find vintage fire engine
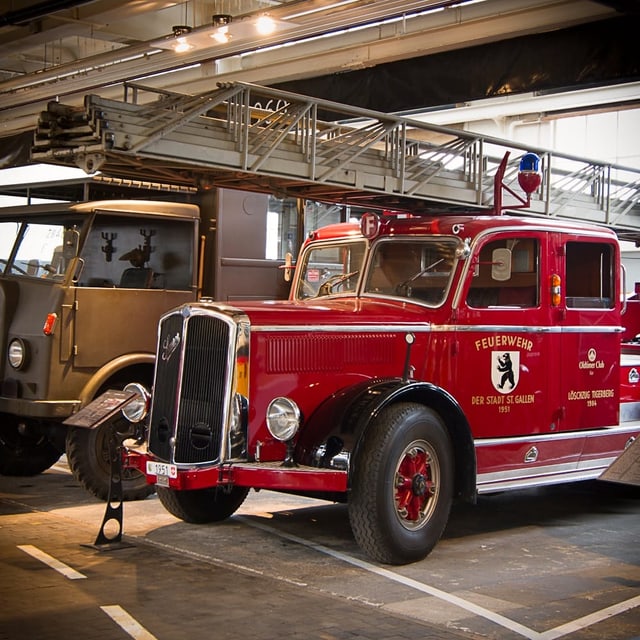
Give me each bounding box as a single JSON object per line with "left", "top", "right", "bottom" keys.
{"left": 120, "top": 153, "right": 640, "bottom": 565}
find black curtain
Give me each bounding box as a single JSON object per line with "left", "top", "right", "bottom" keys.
{"left": 274, "top": 15, "right": 640, "bottom": 114}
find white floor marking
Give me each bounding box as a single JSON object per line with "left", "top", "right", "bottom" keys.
{"left": 237, "top": 516, "right": 640, "bottom": 640}
{"left": 101, "top": 605, "right": 158, "bottom": 640}
{"left": 17, "top": 544, "right": 86, "bottom": 580}
{"left": 537, "top": 595, "right": 640, "bottom": 640}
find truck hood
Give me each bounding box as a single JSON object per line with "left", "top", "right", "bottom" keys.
{"left": 218, "top": 296, "right": 437, "bottom": 328}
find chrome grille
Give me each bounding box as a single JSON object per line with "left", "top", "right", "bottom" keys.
{"left": 149, "top": 308, "right": 233, "bottom": 465}
{"left": 148, "top": 311, "right": 184, "bottom": 461}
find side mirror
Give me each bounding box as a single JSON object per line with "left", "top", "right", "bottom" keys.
{"left": 63, "top": 227, "right": 80, "bottom": 260}
{"left": 283, "top": 252, "right": 293, "bottom": 283}
{"left": 491, "top": 248, "right": 512, "bottom": 281}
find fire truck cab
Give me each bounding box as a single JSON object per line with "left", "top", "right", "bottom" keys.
{"left": 134, "top": 201, "right": 640, "bottom": 564}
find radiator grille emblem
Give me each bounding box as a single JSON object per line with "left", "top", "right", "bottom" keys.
{"left": 161, "top": 333, "right": 181, "bottom": 362}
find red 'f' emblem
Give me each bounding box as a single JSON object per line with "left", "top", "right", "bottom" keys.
{"left": 360, "top": 212, "right": 380, "bottom": 239}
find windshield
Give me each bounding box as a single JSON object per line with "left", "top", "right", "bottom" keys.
{"left": 364, "top": 238, "right": 459, "bottom": 305}
{"left": 0, "top": 216, "right": 84, "bottom": 279}
{"left": 294, "top": 240, "right": 366, "bottom": 299}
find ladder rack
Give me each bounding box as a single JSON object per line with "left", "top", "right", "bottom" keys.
{"left": 32, "top": 81, "right": 640, "bottom": 239}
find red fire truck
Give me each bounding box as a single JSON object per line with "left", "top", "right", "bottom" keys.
{"left": 123, "top": 154, "right": 640, "bottom": 564}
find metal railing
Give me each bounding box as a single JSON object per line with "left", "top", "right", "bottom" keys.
{"left": 32, "top": 81, "right": 640, "bottom": 237}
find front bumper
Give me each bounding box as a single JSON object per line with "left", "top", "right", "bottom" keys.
{"left": 0, "top": 396, "right": 80, "bottom": 419}
{"left": 136, "top": 455, "right": 348, "bottom": 493}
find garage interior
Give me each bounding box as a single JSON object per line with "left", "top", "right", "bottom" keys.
{"left": 0, "top": 2, "right": 639, "bottom": 640}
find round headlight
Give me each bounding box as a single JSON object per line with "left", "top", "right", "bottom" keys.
{"left": 8, "top": 338, "right": 28, "bottom": 370}
{"left": 121, "top": 382, "right": 151, "bottom": 423}
{"left": 266, "top": 397, "right": 301, "bottom": 442}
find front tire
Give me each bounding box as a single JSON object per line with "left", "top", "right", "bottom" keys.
{"left": 156, "top": 485, "right": 250, "bottom": 523}
{"left": 348, "top": 402, "right": 453, "bottom": 565}
{"left": 66, "top": 371, "right": 154, "bottom": 502}
{"left": 66, "top": 421, "right": 153, "bottom": 502}
{"left": 0, "top": 415, "right": 62, "bottom": 476}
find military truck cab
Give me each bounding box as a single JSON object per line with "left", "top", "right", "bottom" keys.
{"left": 0, "top": 200, "right": 199, "bottom": 499}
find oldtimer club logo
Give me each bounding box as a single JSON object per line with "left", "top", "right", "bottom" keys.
{"left": 579, "top": 347, "right": 604, "bottom": 371}
{"left": 491, "top": 351, "right": 520, "bottom": 393}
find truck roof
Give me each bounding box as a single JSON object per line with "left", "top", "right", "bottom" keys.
{"left": 307, "top": 213, "right": 619, "bottom": 243}
{"left": 0, "top": 200, "right": 200, "bottom": 220}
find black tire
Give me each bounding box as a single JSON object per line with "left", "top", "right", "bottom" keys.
{"left": 66, "top": 421, "right": 153, "bottom": 502}
{"left": 348, "top": 402, "right": 453, "bottom": 565}
{"left": 156, "top": 485, "right": 250, "bottom": 523}
{"left": 0, "top": 416, "right": 62, "bottom": 476}
{"left": 66, "top": 370, "right": 154, "bottom": 502}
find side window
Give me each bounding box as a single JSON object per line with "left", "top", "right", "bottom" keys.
{"left": 565, "top": 242, "right": 614, "bottom": 309}
{"left": 295, "top": 241, "right": 366, "bottom": 299}
{"left": 467, "top": 237, "right": 539, "bottom": 308}
{"left": 78, "top": 215, "right": 194, "bottom": 290}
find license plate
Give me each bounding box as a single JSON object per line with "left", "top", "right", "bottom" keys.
{"left": 146, "top": 461, "right": 177, "bottom": 479}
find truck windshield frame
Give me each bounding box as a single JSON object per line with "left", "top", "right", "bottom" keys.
{"left": 364, "top": 237, "right": 460, "bottom": 306}
{"left": 294, "top": 239, "right": 367, "bottom": 299}
{"left": 0, "top": 215, "right": 86, "bottom": 280}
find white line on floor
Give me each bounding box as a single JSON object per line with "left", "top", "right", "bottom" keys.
{"left": 538, "top": 595, "right": 640, "bottom": 640}
{"left": 237, "top": 516, "right": 640, "bottom": 640}
{"left": 17, "top": 544, "right": 86, "bottom": 580}
{"left": 101, "top": 605, "right": 158, "bottom": 640}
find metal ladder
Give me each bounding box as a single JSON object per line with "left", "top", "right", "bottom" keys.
{"left": 32, "top": 81, "right": 640, "bottom": 238}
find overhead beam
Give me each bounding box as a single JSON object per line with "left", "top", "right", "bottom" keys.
{"left": 0, "top": 0, "right": 617, "bottom": 136}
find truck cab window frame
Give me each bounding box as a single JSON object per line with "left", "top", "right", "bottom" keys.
{"left": 466, "top": 237, "right": 540, "bottom": 309}
{"left": 294, "top": 239, "right": 367, "bottom": 299}
{"left": 364, "top": 237, "right": 459, "bottom": 306}
{"left": 565, "top": 241, "right": 614, "bottom": 309}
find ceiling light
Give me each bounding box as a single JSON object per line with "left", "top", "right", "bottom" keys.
{"left": 153, "top": 15, "right": 296, "bottom": 54}
{"left": 212, "top": 14, "right": 232, "bottom": 27}
{"left": 171, "top": 25, "right": 194, "bottom": 53}
{"left": 211, "top": 26, "right": 230, "bottom": 43}
{"left": 255, "top": 16, "right": 277, "bottom": 35}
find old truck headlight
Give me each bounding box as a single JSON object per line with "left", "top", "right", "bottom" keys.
{"left": 266, "top": 397, "right": 301, "bottom": 441}
{"left": 121, "top": 382, "right": 151, "bottom": 423}
{"left": 8, "top": 338, "right": 29, "bottom": 370}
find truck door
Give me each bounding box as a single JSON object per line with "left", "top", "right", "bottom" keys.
{"left": 456, "top": 231, "right": 555, "bottom": 438}
{"left": 72, "top": 212, "right": 196, "bottom": 369}
{"left": 556, "top": 235, "right": 620, "bottom": 430}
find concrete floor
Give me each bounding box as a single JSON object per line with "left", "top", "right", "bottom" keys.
{"left": 0, "top": 460, "right": 638, "bottom": 640}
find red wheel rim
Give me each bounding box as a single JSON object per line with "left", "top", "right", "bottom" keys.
{"left": 393, "top": 439, "right": 440, "bottom": 530}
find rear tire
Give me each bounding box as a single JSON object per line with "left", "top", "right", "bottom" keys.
{"left": 0, "top": 416, "right": 62, "bottom": 476}
{"left": 157, "top": 485, "right": 249, "bottom": 523}
{"left": 349, "top": 402, "right": 453, "bottom": 565}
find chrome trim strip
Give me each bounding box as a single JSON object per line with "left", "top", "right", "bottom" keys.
{"left": 252, "top": 323, "right": 623, "bottom": 334}
{"left": 455, "top": 325, "right": 561, "bottom": 333}
{"left": 251, "top": 324, "right": 433, "bottom": 333}
{"left": 476, "top": 463, "right": 615, "bottom": 494}
{"left": 477, "top": 456, "right": 617, "bottom": 491}
{"left": 561, "top": 325, "right": 624, "bottom": 333}
{"left": 456, "top": 325, "right": 622, "bottom": 334}
{"left": 475, "top": 423, "right": 640, "bottom": 447}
